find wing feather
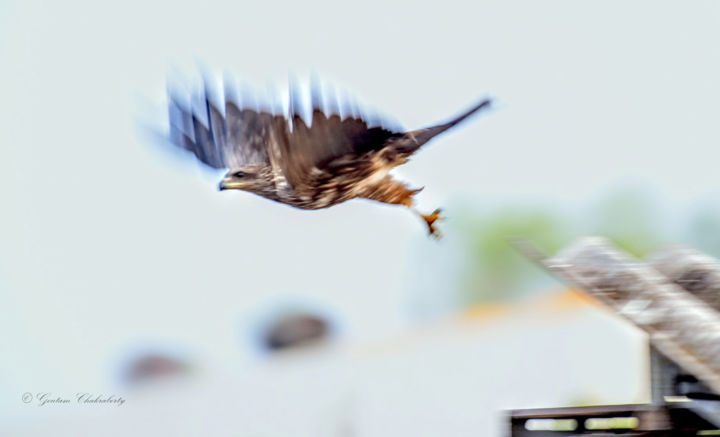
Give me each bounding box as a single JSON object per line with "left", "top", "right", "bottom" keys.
{"left": 167, "top": 89, "right": 274, "bottom": 170}
{"left": 167, "top": 79, "right": 403, "bottom": 187}
{"left": 276, "top": 81, "right": 401, "bottom": 185}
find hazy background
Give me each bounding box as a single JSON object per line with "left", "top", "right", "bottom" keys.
{"left": 2, "top": 0, "right": 720, "bottom": 435}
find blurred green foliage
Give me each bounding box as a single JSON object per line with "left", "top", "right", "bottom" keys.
{"left": 452, "top": 187, "right": 720, "bottom": 306}
{"left": 588, "top": 189, "right": 660, "bottom": 257}
{"left": 457, "top": 207, "right": 571, "bottom": 304}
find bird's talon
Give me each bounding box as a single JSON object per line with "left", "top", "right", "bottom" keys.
{"left": 421, "top": 209, "right": 444, "bottom": 238}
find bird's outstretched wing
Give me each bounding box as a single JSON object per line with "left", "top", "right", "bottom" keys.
{"left": 168, "top": 80, "right": 404, "bottom": 186}
{"left": 275, "top": 83, "right": 402, "bottom": 185}
{"left": 167, "top": 89, "right": 276, "bottom": 170}
{"left": 167, "top": 81, "right": 493, "bottom": 188}
{"left": 278, "top": 88, "right": 493, "bottom": 185}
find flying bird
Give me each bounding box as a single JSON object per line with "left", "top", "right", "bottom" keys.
{"left": 166, "top": 78, "right": 491, "bottom": 237}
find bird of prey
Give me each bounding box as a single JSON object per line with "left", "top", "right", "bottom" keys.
{"left": 167, "top": 79, "right": 491, "bottom": 237}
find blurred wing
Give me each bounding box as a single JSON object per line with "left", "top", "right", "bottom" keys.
{"left": 168, "top": 80, "right": 404, "bottom": 187}
{"left": 386, "top": 98, "right": 492, "bottom": 154}
{"left": 167, "top": 91, "right": 275, "bottom": 170}
{"left": 277, "top": 84, "right": 402, "bottom": 186}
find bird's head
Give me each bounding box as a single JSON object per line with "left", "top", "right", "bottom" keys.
{"left": 218, "top": 165, "right": 276, "bottom": 195}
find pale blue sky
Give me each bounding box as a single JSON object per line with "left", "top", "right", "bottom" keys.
{"left": 2, "top": 0, "right": 720, "bottom": 425}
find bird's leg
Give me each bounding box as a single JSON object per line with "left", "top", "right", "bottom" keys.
{"left": 398, "top": 190, "right": 445, "bottom": 238}
{"left": 357, "top": 175, "right": 444, "bottom": 238}
{"left": 410, "top": 206, "right": 444, "bottom": 238}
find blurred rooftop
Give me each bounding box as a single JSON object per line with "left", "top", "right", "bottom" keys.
{"left": 6, "top": 287, "right": 646, "bottom": 436}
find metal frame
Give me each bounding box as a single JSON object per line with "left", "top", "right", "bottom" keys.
{"left": 509, "top": 238, "right": 720, "bottom": 435}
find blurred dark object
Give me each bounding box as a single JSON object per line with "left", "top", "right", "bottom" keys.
{"left": 263, "top": 313, "right": 330, "bottom": 351}
{"left": 124, "top": 353, "right": 190, "bottom": 385}
{"left": 510, "top": 403, "right": 717, "bottom": 436}
{"left": 509, "top": 238, "right": 720, "bottom": 435}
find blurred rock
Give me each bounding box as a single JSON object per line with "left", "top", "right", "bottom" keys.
{"left": 263, "top": 313, "right": 330, "bottom": 351}
{"left": 124, "top": 353, "right": 191, "bottom": 385}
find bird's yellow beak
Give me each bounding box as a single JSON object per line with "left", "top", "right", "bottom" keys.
{"left": 218, "top": 177, "right": 247, "bottom": 191}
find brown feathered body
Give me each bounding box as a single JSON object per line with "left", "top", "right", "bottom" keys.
{"left": 167, "top": 80, "right": 490, "bottom": 235}
{"left": 259, "top": 147, "right": 417, "bottom": 210}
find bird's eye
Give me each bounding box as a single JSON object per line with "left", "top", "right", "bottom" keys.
{"left": 233, "top": 171, "right": 246, "bottom": 178}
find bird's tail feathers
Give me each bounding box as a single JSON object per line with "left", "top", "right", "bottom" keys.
{"left": 397, "top": 98, "right": 492, "bottom": 153}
